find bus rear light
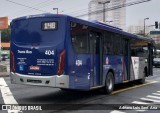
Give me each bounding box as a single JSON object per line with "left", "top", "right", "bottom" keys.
{"left": 10, "top": 51, "right": 15, "bottom": 73}
{"left": 57, "top": 50, "right": 66, "bottom": 76}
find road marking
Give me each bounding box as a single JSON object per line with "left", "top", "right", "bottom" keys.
{"left": 152, "top": 93, "right": 160, "bottom": 96}
{"left": 110, "top": 110, "right": 125, "bottom": 113}
{"left": 147, "top": 95, "right": 160, "bottom": 100}
{"left": 112, "top": 80, "right": 158, "bottom": 95}
{"left": 0, "top": 78, "right": 17, "bottom": 104}
{"left": 0, "top": 78, "right": 22, "bottom": 113}
{"left": 140, "top": 98, "right": 160, "bottom": 103}
{"left": 132, "top": 101, "right": 149, "bottom": 104}
{"left": 157, "top": 91, "right": 160, "bottom": 93}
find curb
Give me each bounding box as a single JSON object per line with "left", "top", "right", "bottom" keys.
{"left": 0, "top": 72, "right": 9, "bottom": 77}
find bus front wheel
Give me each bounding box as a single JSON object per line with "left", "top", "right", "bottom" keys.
{"left": 104, "top": 72, "right": 114, "bottom": 95}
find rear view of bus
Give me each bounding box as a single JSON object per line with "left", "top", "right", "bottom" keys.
{"left": 10, "top": 14, "right": 68, "bottom": 88}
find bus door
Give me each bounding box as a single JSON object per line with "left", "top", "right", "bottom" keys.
{"left": 148, "top": 43, "right": 153, "bottom": 76}
{"left": 89, "top": 31, "right": 103, "bottom": 87}
{"left": 123, "top": 39, "right": 130, "bottom": 81}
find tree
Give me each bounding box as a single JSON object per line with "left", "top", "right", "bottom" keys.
{"left": 1, "top": 26, "right": 10, "bottom": 42}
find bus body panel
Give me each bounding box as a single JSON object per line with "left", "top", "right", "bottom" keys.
{"left": 130, "top": 57, "right": 147, "bottom": 80}
{"left": 10, "top": 73, "right": 69, "bottom": 88}
{"left": 103, "top": 55, "right": 124, "bottom": 84}
{"left": 73, "top": 54, "right": 90, "bottom": 90}
{"left": 11, "top": 16, "right": 65, "bottom": 76}
{"left": 10, "top": 15, "right": 72, "bottom": 89}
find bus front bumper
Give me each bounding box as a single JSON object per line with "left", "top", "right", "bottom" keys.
{"left": 10, "top": 72, "right": 69, "bottom": 88}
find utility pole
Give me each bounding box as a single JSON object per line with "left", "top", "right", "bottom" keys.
{"left": 53, "top": 8, "right": 58, "bottom": 14}
{"left": 144, "top": 17, "right": 149, "bottom": 36}
{"left": 98, "top": 1, "right": 110, "bottom": 22}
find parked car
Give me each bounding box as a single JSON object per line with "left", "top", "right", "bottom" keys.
{"left": 153, "top": 58, "right": 160, "bottom": 67}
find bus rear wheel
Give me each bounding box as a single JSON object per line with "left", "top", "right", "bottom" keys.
{"left": 104, "top": 72, "right": 114, "bottom": 95}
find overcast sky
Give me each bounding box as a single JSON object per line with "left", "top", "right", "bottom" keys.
{"left": 0, "top": 0, "right": 159, "bottom": 27}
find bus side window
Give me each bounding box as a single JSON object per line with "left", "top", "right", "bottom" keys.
{"left": 71, "top": 22, "right": 89, "bottom": 54}
{"left": 131, "top": 47, "right": 148, "bottom": 57}
{"left": 104, "top": 32, "right": 113, "bottom": 55}
{"left": 131, "top": 39, "right": 149, "bottom": 57}
{"left": 113, "top": 34, "right": 122, "bottom": 55}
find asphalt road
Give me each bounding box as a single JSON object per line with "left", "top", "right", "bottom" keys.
{"left": 0, "top": 67, "right": 160, "bottom": 113}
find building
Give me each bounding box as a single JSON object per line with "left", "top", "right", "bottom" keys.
{"left": 1, "top": 42, "right": 10, "bottom": 50}
{"left": 127, "top": 25, "right": 155, "bottom": 36}
{"left": 88, "top": 0, "right": 126, "bottom": 30}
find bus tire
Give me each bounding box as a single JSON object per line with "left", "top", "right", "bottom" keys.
{"left": 104, "top": 72, "right": 114, "bottom": 95}
{"left": 138, "top": 77, "right": 145, "bottom": 84}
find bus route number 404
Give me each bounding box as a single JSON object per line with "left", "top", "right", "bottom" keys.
{"left": 45, "top": 50, "right": 54, "bottom": 55}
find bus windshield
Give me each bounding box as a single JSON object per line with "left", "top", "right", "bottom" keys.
{"left": 12, "top": 18, "right": 64, "bottom": 45}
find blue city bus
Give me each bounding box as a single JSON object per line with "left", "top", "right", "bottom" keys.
{"left": 10, "top": 14, "right": 154, "bottom": 94}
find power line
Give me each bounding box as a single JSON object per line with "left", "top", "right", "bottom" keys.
{"left": 75, "top": 0, "right": 151, "bottom": 18}
{"left": 13, "top": 0, "right": 52, "bottom": 13}
{"left": 9, "top": 0, "right": 54, "bottom": 19}
{"left": 5, "top": 0, "right": 49, "bottom": 13}
{"left": 8, "top": 0, "right": 64, "bottom": 20}
{"left": 7, "top": 0, "right": 151, "bottom": 21}
{"left": 64, "top": 0, "right": 136, "bottom": 16}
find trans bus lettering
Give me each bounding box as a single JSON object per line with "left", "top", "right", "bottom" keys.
{"left": 10, "top": 14, "right": 154, "bottom": 94}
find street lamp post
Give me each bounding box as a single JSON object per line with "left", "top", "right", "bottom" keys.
{"left": 98, "top": 1, "right": 110, "bottom": 22}
{"left": 53, "top": 8, "right": 58, "bottom": 14}
{"left": 144, "top": 17, "right": 149, "bottom": 36}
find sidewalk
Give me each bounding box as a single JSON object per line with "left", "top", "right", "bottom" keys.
{"left": 0, "top": 64, "right": 10, "bottom": 77}
{"left": 0, "top": 72, "right": 9, "bottom": 77}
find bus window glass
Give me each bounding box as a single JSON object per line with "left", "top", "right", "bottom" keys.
{"left": 122, "top": 38, "right": 128, "bottom": 56}
{"left": 131, "top": 39, "right": 149, "bottom": 57}
{"left": 113, "top": 34, "right": 122, "bottom": 55}
{"left": 89, "top": 31, "right": 101, "bottom": 54}
{"left": 71, "top": 22, "right": 89, "bottom": 54}
{"left": 104, "top": 32, "right": 113, "bottom": 55}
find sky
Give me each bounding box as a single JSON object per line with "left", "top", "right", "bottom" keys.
{"left": 0, "top": 0, "right": 160, "bottom": 27}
